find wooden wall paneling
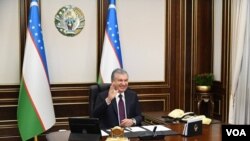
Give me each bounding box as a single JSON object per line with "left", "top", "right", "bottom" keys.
{"left": 163, "top": 0, "right": 172, "bottom": 112}
{"left": 139, "top": 93, "right": 170, "bottom": 112}
{"left": 220, "top": 0, "right": 231, "bottom": 122}
{"left": 168, "top": 0, "right": 191, "bottom": 112}
{"left": 168, "top": 0, "right": 177, "bottom": 111}
{"left": 193, "top": 0, "right": 213, "bottom": 74}
{"left": 130, "top": 83, "right": 170, "bottom": 112}
{"left": 0, "top": 86, "right": 19, "bottom": 140}
{"left": 185, "top": 0, "right": 193, "bottom": 112}
{"left": 192, "top": 0, "right": 213, "bottom": 74}
{"left": 173, "top": 0, "right": 187, "bottom": 110}
{"left": 19, "top": 0, "right": 29, "bottom": 65}
{"left": 191, "top": 0, "right": 213, "bottom": 114}
{"left": 51, "top": 85, "right": 90, "bottom": 118}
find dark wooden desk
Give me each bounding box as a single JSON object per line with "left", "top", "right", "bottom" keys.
{"left": 142, "top": 111, "right": 221, "bottom": 141}
{"left": 45, "top": 112, "right": 221, "bottom": 141}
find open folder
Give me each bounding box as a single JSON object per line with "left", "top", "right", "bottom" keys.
{"left": 103, "top": 125, "right": 178, "bottom": 139}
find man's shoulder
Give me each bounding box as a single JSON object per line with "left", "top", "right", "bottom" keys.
{"left": 125, "top": 88, "right": 137, "bottom": 95}
{"left": 98, "top": 89, "right": 109, "bottom": 97}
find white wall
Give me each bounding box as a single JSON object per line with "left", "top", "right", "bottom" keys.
{"left": 0, "top": 0, "right": 20, "bottom": 85}
{"left": 117, "top": 0, "right": 166, "bottom": 82}
{"left": 0, "top": 0, "right": 169, "bottom": 84}
{"left": 41, "top": 0, "right": 98, "bottom": 84}
{"left": 41, "top": 0, "right": 166, "bottom": 84}
{"left": 213, "top": 0, "right": 222, "bottom": 81}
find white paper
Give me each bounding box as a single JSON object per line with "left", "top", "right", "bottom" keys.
{"left": 142, "top": 125, "right": 171, "bottom": 131}
{"left": 101, "top": 130, "right": 109, "bottom": 136}
{"left": 124, "top": 130, "right": 130, "bottom": 133}
{"left": 126, "top": 126, "right": 146, "bottom": 132}
{"left": 186, "top": 117, "right": 203, "bottom": 123}
{"left": 183, "top": 124, "right": 188, "bottom": 136}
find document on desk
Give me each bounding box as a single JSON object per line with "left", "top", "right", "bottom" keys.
{"left": 101, "top": 130, "right": 109, "bottom": 136}
{"left": 126, "top": 126, "right": 146, "bottom": 132}
{"left": 123, "top": 125, "right": 177, "bottom": 138}
{"left": 142, "top": 125, "right": 171, "bottom": 131}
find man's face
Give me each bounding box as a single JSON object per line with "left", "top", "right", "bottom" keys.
{"left": 112, "top": 73, "right": 128, "bottom": 93}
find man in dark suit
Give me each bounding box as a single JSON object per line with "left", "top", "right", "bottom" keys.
{"left": 93, "top": 68, "right": 142, "bottom": 129}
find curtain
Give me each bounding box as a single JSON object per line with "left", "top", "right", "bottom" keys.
{"left": 229, "top": 0, "right": 250, "bottom": 124}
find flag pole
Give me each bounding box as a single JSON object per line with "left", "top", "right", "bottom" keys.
{"left": 34, "top": 136, "right": 38, "bottom": 141}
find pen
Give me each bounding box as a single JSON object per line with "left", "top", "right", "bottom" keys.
{"left": 153, "top": 126, "right": 157, "bottom": 137}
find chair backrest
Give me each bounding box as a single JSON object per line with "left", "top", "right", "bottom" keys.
{"left": 89, "top": 84, "right": 111, "bottom": 117}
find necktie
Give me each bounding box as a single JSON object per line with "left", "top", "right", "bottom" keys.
{"left": 118, "top": 94, "right": 125, "bottom": 123}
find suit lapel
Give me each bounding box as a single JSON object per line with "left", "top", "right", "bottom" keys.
{"left": 124, "top": 91, "right": 130, "bottom": 116}
{"left": 112, "top": 98, "right": 118, "bottom": 115}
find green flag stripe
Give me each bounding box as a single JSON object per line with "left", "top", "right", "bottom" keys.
{"left": 97, "top": 72, "right": 103, "bottom": 84}
{"left": 17, "top": 80, "right": 44, "bottom": 140}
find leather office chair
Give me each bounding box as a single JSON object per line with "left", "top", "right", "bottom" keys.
{"left": 89, "top": 83, "right": 111, "bottom": 117}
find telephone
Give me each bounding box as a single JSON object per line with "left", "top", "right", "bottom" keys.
{"left": 164, "top": 109, "right": 212, "bottom": 124}
{"left": 168, "top": 109, "right": 195, "bottom": 119}
{"left": 162, "top": 109, "right": 195, "bottom": 123}
{"left": 181, "top": 115, "right": 212, "bottom": 125}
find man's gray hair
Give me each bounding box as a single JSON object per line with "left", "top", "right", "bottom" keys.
{"left": 111, "top": 68, "right": 128, "bottom": 81}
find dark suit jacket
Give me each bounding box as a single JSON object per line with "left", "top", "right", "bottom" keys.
{"left": 92, "top": 88, "right": 142, "bottom": 129}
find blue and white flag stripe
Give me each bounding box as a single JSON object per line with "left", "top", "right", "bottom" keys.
{"left": 28, "top": 1, "right": 49, "bottom": 80}
{"left": 98, "top": 0, "right": 123, "bottom": 83}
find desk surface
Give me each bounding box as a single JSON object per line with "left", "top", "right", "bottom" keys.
{"left": 142, "top": 111, "right": 222, "bottom": 141}
{"left": 46, "top": 112, "right": 221, "bottom": 141}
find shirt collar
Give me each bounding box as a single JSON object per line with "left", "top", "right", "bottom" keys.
{"left": 116, "top": 92, "right": 124, "bottom": 98}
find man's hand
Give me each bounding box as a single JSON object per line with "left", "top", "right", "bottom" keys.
{"left": 120, "top": 119, "right": 134, "bottom": 127}
{"left": 107, "top": 83, "right": 117, "bottom": 101}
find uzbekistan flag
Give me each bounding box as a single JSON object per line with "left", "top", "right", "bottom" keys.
{"left": 98, "top": 0, "right": 123, "bottom": 84}
{"left": 17, "top": 0, "right": 55, "bottom": 140}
